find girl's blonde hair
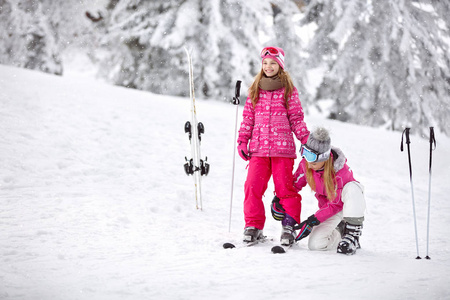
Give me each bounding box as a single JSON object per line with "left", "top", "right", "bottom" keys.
{"left": 248, "top": 68, "right": 294, "bottom": 109}
{"left": 305, "top": 157, "right": 337, "bottom": 201}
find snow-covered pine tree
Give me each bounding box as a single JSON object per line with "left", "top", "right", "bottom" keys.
{"left": 40, "top": 0, "right": 105, "bottom": 61}
{"left": 270, "top": 0, "right": 311, "bottom": 107}
{"left": 96, "top": 1, "right": 185, "bottom": 92}
{"left": 0, "top": 0, "right": 62, "bottom": 75}
{"left": 197, "top": 0, "right": 273, "bottom": 99}
{"left": 97, "top": 0, "right": 293, "bottom": 99}
{"left": 303, "top": 0, "right": 450, "bottom": 136}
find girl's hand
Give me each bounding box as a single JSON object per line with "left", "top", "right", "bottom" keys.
{"left": 271, "top": 196, "right": 285, "bottom": 221}
{"left": 294, "top": 215, "right": 320, "bottom": 241}
{"left": 237, "top": 142, "right": 250, "bottom": 161}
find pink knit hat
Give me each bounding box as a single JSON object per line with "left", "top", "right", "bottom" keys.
{"left": 260, "top": 46, "right": 285, "bottom": 69}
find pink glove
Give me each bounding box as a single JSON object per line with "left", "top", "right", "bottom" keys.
{"left": 300, "top": 133, "right": 310, "bottom": 145}
{"left": 237, "top": 142, "right": 250, "bottom": 161}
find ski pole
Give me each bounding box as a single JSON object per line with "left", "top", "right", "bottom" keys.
{"left": 426, "top": 127, "right": 436, "bottom": 260}
{"left": 229, "top": 80, "right": 242, "bottom": 232}
{"left": 400, "top": 128, "right": 421, "bottom": 259}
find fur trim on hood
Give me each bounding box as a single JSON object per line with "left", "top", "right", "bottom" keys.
{"left": 331, "top": 146, "right": 346, "bottom": 172}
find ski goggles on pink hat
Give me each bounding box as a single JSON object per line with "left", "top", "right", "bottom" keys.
{"left": 260, "top": 47, "right": 285, "bottom": 69}
{"left": 260, "top": 47, "right": 285, "bottom": 60}
{"left": 300, "top": 145, "right": 331, "bottom": 163}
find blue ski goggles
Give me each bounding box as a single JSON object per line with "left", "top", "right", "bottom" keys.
{"left": 300, "top": 145, "right": 331, "bottom": 163}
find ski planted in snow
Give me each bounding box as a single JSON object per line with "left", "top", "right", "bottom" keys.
{"left": 183, "top": 48, "right": 209, "bottom": 210}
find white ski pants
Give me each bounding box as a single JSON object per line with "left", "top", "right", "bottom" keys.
{"left": 308, "top": 181, "right": 366, "bottom": 251}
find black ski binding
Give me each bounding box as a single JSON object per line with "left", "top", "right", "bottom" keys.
{"left": 184, "top": 157, "right": 194, "bottom": 175}
{"left": 200, "top": 157, "right": 210, "bottom": 176}
{"left": 184, "top": 121, "right": 192, "bottom": 140}
{"left": 198, "top": 122, "right": 204, "bottom": 141}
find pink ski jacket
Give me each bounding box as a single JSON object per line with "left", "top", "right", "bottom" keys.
{"left": 237, "top": 87, "right": 309, "bottom": 158}
{"left": 293, "top": 147, "right": 357, "bottom": 222}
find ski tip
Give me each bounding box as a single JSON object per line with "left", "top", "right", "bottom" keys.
{"left": 223, "top": 242, "right": 236, "bottom": 249}
{"left": 271, "top": 245, "right": 286, "bottom": 254}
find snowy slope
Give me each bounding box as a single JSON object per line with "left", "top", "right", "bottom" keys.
{"left": 1, "top": 64, "right": 450, "bottom": 300}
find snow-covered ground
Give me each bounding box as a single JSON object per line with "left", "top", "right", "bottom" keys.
{"left": 1, "top": 64, "right": 450, "bottom": 299}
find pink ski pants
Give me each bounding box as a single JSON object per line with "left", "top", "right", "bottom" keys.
{"left": 244, "top": 157, "right": 302, "bottom": 229}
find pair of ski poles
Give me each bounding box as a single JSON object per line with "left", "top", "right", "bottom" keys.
{"left": 401, "top": 127, "right": 436, "bottom": 259}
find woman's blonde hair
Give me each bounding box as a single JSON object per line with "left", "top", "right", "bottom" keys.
{"left": 248, "top": 68, "right": 294, "bottom": 109}
{"left": 305, "top": 157, "right": 337, "bottom": 201}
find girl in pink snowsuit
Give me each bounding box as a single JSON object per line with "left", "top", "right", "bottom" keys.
{"left": 237, "top": 46, "right": 309, "bottom": 245}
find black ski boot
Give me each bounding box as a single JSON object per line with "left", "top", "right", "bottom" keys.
{"left": 243, "top": 226, "right": 263, "bottom": 243}
{"left": 336, "top": 220, "right": 346, "bottom": 237}
{"left": 280, "top": 215, "right": 297, "bottom": 246}
{"left": 280, "top": 225, "right": 295, "bottom": 246}
{"left": 337, "top": 222, "right": 363, "bottom": 255}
